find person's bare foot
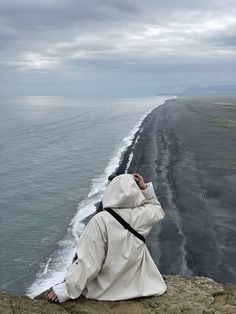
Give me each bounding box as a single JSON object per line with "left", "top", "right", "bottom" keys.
{"left": 47, "top": 289, "right": 59, "bottom": 303}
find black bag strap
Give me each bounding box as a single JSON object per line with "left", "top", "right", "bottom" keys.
{"left": 105, "top": 208, "right": 145, "bottom": 243}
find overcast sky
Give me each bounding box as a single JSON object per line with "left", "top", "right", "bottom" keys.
{"left": 0, "top": 0, "right": 235, "bottom": 96}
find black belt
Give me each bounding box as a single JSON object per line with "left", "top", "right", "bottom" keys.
{"left": 105, "top": 208, "right": 145, "bottom": 243}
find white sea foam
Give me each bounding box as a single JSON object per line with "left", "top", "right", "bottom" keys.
{"left": 26, "top": 96, "right": 174, "bottom": 298}
{"left": 126, "top": 151, "right": 134, "bottom": 171}
{"left": 42, "top": 258, "right": 51, "bottom": 275}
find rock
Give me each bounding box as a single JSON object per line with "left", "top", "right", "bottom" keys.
{"left": 1, "top": 275, "right": 235, "bottom": 314}
{"left": 0, "top": 292, "right": 69, "bottom": 314}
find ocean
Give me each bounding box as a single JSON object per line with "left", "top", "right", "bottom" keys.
{"left": 0, "top": 95, "right": 172, "bottom": 296}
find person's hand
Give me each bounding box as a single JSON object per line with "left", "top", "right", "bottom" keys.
{"left": 48, "top": 289, "right": 59, "bottom": 303}
{"left": 133, "top": 173, "right": 147, "bottom": 190}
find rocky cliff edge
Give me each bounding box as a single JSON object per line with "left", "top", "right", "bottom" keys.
{"left": 0, "top": 275, "right": 235, "bottom": 314}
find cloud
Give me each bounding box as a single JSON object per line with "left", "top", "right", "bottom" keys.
{"left": 0, "top": 0, "right": 235, "bottom": 95}
{"left": 7, "top": 52, "right": 60, "bottom": 71}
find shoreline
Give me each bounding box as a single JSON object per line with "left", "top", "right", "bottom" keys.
{"left": 81, "top": 98, "right": 174, "bottom": 223}
{"left": 116, "top": 95, "right": 236, "bottom": 284}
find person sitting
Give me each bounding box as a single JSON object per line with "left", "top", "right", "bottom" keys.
{"left": 47, "top": 173, "right": 166, "bottom": 303}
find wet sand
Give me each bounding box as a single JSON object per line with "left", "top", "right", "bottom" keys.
{"left": 115, "top": 95, "right": 236, "bottom": 284}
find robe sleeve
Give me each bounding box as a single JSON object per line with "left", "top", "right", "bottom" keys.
{"left": 132, "top": 182, "right": 165, "bottom": 236}
{"left": 141, "top": 182, "right": 156, "bottom": 200}
{"left": 53, "top": 215, "right": 106, "bottom": 302}
{"left": 141, "top": 182, "right": 165, "bottom": 218}
{"left": 53, "top": 282, "right": 69, "bottom": 303}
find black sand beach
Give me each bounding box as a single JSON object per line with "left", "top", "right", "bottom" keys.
{"left": 116, "top": 95, "right": 236, "bottom": 284}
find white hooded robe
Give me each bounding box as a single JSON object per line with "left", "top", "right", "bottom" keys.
{"left": 53, "top": 174, "right": 166, "bottom": 303}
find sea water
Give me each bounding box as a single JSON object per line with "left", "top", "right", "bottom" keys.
{"left": 0, "top": 95, "right": 172, "bottom": 296}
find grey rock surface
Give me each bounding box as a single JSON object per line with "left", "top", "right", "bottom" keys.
{"left": 1, "top": 275, "right": 235, "bottom": 314}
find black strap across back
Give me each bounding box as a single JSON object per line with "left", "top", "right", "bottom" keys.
{"left": 105, "top": 208, "right": 145, "bottom": 243}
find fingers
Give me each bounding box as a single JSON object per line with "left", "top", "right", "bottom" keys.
{"left": 133, "top": 173, "right": 142, "bottom": 181}
{"left": 133, "top": 173, "right": 146, "bottom": 190}
{"left": 48, "top": 293, "right": 58, "bottom": 302}
{"left": 48, "top": 289, "right": 59, "bottom": 303}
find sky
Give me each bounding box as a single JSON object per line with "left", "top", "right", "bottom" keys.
{"left": 0, "top": 0, "right": 235, "bottom": 96}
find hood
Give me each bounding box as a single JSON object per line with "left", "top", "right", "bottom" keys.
{"left": 102, "top": 174, "right": 146, "bottom": 209}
